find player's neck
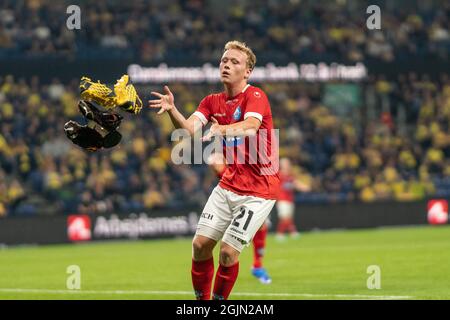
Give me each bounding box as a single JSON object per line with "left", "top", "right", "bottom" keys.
{"left": 224, "top": 81, "right": 248, "bottom": 99}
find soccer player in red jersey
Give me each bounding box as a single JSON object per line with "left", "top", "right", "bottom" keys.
{"left": 276, "top": 158, "right": 311, "bottom": 240}
{"left": 149, "top": 41, "right": 280, "bottom": 300}
{"left": 207, "top": 152, "right": 272, "bottom": 285}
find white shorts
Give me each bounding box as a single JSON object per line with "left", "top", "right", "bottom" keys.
{"left": 196, "top": 186, "right": 276, "bottom": 252}
{"left": 277, "top": 200, "right": 295, "bottom": 219}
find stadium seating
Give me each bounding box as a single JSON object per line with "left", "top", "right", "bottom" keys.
{"left": 0, "top": 0, "right": 449, "bottom": 216}
{"left": 1, "top": 72, "right": 449, "bottom": 216}
{"left": 0, "top": 0, "right": 448, "bottom": 63}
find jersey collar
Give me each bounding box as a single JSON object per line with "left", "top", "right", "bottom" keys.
{"left": 241, "top": 84, "right": 250, "bottom": 93}
{"left": 226, "top": 84, "right": 251, "bottom": 100}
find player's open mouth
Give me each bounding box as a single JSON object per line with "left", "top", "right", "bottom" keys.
{"left": 222, "top": 71, "right": 230, "bottom": 76}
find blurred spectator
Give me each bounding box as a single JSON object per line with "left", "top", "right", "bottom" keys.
{"left": 1, "top": 72, "right": 449, "bottom": 216}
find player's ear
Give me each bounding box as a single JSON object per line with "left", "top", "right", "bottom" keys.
{"left": 244, "top": 68, "right": 252, "bottom": 79}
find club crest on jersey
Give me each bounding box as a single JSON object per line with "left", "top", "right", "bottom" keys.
{"left": 233, "top": 106, "right": 242, "bottom": 120}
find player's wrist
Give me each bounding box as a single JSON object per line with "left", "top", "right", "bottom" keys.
{"left": 218, "top": 125, "right": 226, "bottom": 136}
{"left": 167, "top": 103, "right": 176, "bottom": 112}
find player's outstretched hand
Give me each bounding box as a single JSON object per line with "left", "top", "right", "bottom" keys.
{"left": 149, "top": 85, "right": 175, "bottom": 115}
{"left": 202, "top": 117, "right": 223, "bottom": 142}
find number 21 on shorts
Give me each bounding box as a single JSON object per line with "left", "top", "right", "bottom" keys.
{"left": 232, "top": 207, "right": 254, "bottom": 232}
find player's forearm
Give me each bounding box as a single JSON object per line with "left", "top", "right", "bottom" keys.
{"left": 219, "top": 118, "right": 260, "bottom": 136}
{"left": 168, "top": 106, "right": 194, "bottom": 134}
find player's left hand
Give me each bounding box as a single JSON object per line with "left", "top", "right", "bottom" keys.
{"left": 149, "top": 85, "right": 175, "bottom": 115}
{"left": 202, "top": 117, "right": 223, "bottom": 142}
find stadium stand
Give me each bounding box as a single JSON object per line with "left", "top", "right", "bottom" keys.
{"left": 0, "top": 0, "right": 449, "bottom": 216}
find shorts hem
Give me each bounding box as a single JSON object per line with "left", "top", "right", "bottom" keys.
{"left": 222, "top": 236, "right": 246, "bottom": 253}
{"left": 195, "top": 224, "right": 223, "bottom": 241}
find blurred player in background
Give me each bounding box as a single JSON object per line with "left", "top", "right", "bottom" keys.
{"left": 149, "top": 40, "right": 280, "bottom": 299}
{"left": 207, "top": 153, "right": 272, "bottom": 284}
{"left": 277, "top": 158, "right": 311, "bottom": 240}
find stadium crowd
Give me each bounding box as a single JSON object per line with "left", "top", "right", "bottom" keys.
{"left": 1, "top": 0, "right": 449, "bottom": 216}
{"left": 1, "top": 71, "right": 450, "bottom": 217}
{"left": 0, "top": 0, "right": 448, "bottom": 63}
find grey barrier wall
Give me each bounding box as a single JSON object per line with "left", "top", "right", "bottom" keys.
{"left": 0, "top": 200, "right": 444, "bottom": 246}
{"left": 0, "top": 215, "right": 68, "bottom": 245}
{"left": 288, "top": 201, "right": 430, "bottom": 231}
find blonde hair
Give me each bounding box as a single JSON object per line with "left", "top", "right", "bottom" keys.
{"left": 224, "top": 41, "right": 257, "bottom": 71}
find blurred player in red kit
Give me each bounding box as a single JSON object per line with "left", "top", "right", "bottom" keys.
{"left": 276, "top": 158, "right": 311, "bottom": 240}
{"left": 207, "top": 153, "right": 272, "bottom": 284}
{"left": 149, "top": 40, "right": 280, "bottom": 299}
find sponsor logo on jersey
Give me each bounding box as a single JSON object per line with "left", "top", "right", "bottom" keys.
{"left": 226, "top": 99, "right": 238, "bottom": 105}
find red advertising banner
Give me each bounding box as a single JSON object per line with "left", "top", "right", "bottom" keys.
{"left": 67, "top": 215, "right": 92, "bottom": 241}
{"left": 427, "top": 200, "right": 449, "bottom": 225}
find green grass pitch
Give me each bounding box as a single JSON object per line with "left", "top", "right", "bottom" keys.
{"left": 0, "top": 225, "right": 449, "bottom": 300}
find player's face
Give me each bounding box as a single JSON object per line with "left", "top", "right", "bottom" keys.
{"left": 219, "top": 49, "right": 251, "bottom": 85}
